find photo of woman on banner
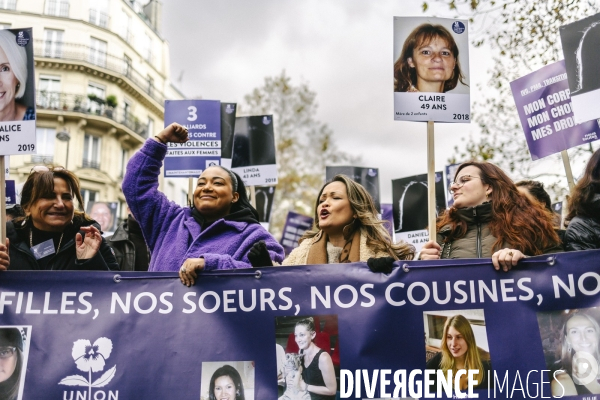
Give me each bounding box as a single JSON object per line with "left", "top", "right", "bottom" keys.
{"left": 0, "top": 166, "right": 119, "bottom": 271}
{"left": 0, "top": 327, "right": 27, "bottom": 400}
{"left": 122, "top": 123, "right": 284, "bottom": 284}
{"left": 248, "top": 175, "right": 414, "bottom": 271}
{"left": 551, "top": 312, "right": 600, "bottom": 396}
{"left": 419, "top": 161, "right": 561, "bottom": 271}
{"left": 394, "top": 23, "right": 467, "bottom": 93}
{"left": 425, "top": 314, "right": 491, "bottom": 393}
{"left": 0, "top": 29, "right": 35, "bottom": 121}
{"left": 208, "top": 365, "right": 246, "bottom": 400}
{"left": 294, "top": 317, "right": 336, "bottom": 400}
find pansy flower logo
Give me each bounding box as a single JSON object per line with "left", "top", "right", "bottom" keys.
{"left": 59, "top": 338, "right": 116, "bottom": 398}
{"left": 262, "top": 116, "right": 271, "bottom": 125}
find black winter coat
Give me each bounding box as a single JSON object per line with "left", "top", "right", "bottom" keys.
{"left": 6, "top": 216, "right": 119, "bottom": 271}
{"left": 565, "top": 215, "right": 600, "bottom": 251}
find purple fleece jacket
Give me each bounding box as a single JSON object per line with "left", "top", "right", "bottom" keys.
{"left": 122, "top": 139, "right": 285, "bottom": 272}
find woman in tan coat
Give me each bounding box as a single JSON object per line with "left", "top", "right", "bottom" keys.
{"left": 249, "top": 175, "right": 414, "bottom": 271}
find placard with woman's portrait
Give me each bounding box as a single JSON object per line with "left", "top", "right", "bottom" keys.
{"left": 393, "top": 17, "right": 470, "bottom": 123}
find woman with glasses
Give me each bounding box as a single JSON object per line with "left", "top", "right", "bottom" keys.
{"left": 0, "top": 166, "right": 118, "bottom": 271}
{"left": 419, "top": 161, "right": 560, "bottom": 270}
{"left": 0, "top": 328, "right": 24, "bottom": 400}
{"left": 122, "top": 123, "right": 284, "bottom": 285}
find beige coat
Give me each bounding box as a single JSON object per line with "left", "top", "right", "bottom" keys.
{"left": 282, "top": 230, "right": 389, "bottom": 266}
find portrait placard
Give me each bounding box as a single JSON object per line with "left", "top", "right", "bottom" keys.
{"left": 0, "top": 28, "right": 36, "bottom": 155}
{"left": 393, "top": 17, "right": 470, "bottom": 123}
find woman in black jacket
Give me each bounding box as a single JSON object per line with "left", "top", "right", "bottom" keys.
{"left": 0, "top": 166, "right": 118, "bottom": 271}
{"left": 565, "top": 149, "right": 600, "bottom": 251}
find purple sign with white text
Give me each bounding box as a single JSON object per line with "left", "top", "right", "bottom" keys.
{"left": 510, "top": 60, "right": 600, "bottom": 160}
{"left": 280, "top": 211, "right": 314, "bottom": 255}
{"left": 163, "top": 99, "right": 221, "bottom": 177}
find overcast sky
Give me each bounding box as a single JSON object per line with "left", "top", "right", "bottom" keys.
{"left": 161, "top": 0, "right": 492, "bottom": 203}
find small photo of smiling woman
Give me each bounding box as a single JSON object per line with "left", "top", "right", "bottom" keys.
{"left": 0, "top": 326, "right": 31, "bottom": 400}
{"left": 537, "top": 308, "right": 600, "bottom": 397}
{"left": 423, "top": 309, "right": 492, "bottom": 394}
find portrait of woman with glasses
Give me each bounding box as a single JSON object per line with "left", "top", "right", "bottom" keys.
{"left": 419, "top": 161, "right": 561, "bottom": 270}
{"left": 0, "top": 328, "right": 25, "bottom": 400}
{"left": 0, "top": 166, "right": 119, "bottom": 271}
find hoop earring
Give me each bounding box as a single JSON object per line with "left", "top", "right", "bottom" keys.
{"left": 16, "top": 82, "right": 20, "bottom": 91}
{"left": 342, "top": 218, "right": 357, "bottom": 238}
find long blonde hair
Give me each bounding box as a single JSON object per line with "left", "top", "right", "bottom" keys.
{"left": 301, "top": 175, "right": 414, "bottom": 260}
{"left": 439, "top": 315, "right": 485, "bottom": 385}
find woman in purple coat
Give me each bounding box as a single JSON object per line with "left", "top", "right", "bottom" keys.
{"left": 123, "top": 123, "right": 284, "bottom": 285}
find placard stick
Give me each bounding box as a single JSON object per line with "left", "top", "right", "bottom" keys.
{"left": 188, "top": 177, "right": 194, "bottom": 207}
{"left": 561, "top": 150, "right": 575, "bottom": 193}
{"left": 249, "top": 185, "right": 256, "bottom": 208}
{"left": 427, "top": 121, "right": 436, "bottom": 240}
{"left": 0, "top": 156, "right": 6, "bottom": 243}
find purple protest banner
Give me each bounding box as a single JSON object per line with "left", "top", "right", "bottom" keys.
{"left": 280, "top": 211, "right": 314, "bottom": 255}
{"left": 510, "top": 60, "right": 600, "bottom": 160}
{"left": 163, "top": 99, "right": 221, "bottom": 177}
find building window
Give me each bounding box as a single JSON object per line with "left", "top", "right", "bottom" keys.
{"left": 0, "top": 0, "right": 16, "bottom": 10}
{"left": 81, "top": 189, "right": 98, "bottom": 206}
{"left": 37, "top": 75, "right": 61, "bottom": 109}
{"left": 142, "top": 33, "right": 152, "bottom": 63}
{"left": 89, "top": 37, "right": 107, "bottom": 68}
{"left": 87, "top": 82, "right": 105, "bottom": 115}
{"left": 119, "top": 148, "right": 127, "bottom": 178}
{"left": 83, "top": 134, "right": 101, "bottom": 169}
{"left": 43, "top": 29, "right": 63, "bottom": 58}
{"left": 119, "top": 10, "right": 132, "bottom": 42}
{"left": 89, "top": 0, "right": 109, "bottom": 29}
{"left": 33, "top": 128, "right": 55, "bottom": 163}
{"left": 147, "top": 117, "right": 154, "bottom": 138}
{"left": 45, "top": 0, "right": 69, "bottom": 17}
{"left": 147, "top": 75, "right": 154, "bottom": 97}
{"left": 123, "top": 54, "right": 132, "bottom": 78}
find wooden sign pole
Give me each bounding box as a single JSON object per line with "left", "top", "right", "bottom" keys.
{"left": 560, "top": 150, "right": 575, "bottom": 193}
{"left": 427, "top": 121, "right": 436, "bottom": 241}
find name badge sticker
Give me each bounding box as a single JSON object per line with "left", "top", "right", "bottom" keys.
{"left": 30, "top": 238, "right": 56, "bottom": 260}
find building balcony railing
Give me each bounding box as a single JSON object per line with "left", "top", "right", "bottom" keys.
{"left": 36, "top": 90, "right": 149, "bottom": 139}
{"left": 34, "top": 40, "right": 165, "bottom": 105}
{"left": 89, "top": 9, "right": 109, "bottom": 29}
{"left": 82, "top": 159, "right": 101, "bottom": 170}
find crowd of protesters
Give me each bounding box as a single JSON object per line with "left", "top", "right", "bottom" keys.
{"left": 1, "top": 122, "right": 600, "bottom": 279}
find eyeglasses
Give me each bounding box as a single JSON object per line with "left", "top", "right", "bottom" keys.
{"left": 449, "top": 175, "right": 482, "bottom": 193}
{"left": 0, "top": 346, "right": 16, "bottom": 359}
{"left": 30, "top": 165, "right": 65, "bottom": 174}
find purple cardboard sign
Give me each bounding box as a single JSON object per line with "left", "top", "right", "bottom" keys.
{"left": 5, "top": 180, "right": 15, "bottom": 205}
{"left": 163, "top": 100, "right": 221, "bottom": 177}
{"left": 510, "top": 60, "right": 600, "bottom": 160}
{"left": 280, "top": 211, "right": 314, "bottom": 255}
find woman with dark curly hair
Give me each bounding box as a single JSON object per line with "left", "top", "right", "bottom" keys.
{"left": 394, "top": 23, "right": 467, "bottom": 93}
{"left": 564, "top": 148, "right": 600, "bottom": 251}
{"left": 420, "top": 161, "right": 561, "bottom": 270}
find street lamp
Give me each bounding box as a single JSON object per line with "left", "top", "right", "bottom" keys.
{"left": 56, "top": 129, "right": 71, "bottom": 168}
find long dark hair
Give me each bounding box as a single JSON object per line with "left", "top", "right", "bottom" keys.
{"left": 438, "top": 161, "right": 559, "bottom": 255}
{"left": 208, "top": 365, "right": 245, "bottom": 400}
{"left": 566, "top": 148, "right": 600, "bottom": 223}
{"left": 515, "top": 180, "right": 552, "bottom": 211}
{"left": 394, "top": 23, "right": 466, "bottom": 92}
